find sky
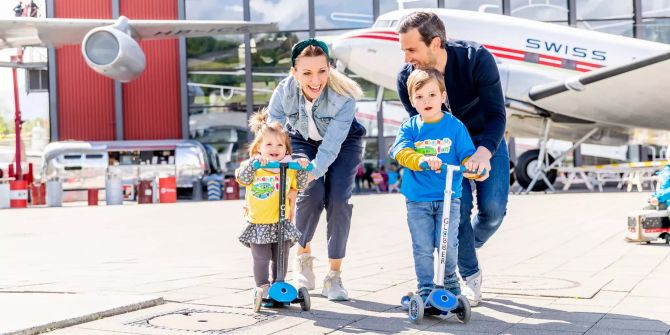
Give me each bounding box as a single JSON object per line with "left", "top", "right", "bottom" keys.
{"left": 0, "top": 0, "right": 48, "bottom": 123}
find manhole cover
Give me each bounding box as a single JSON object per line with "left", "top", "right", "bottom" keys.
{"left": 127, "top": 309, "right": 275, "bottom": 334}
{"left": 486, "top": 275, "right": 580, "bottom": 291}
{"left": 150, "top": 312, "right": 259, "bottom": 330}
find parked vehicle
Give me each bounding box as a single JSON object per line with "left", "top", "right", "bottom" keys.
{"left": 41, "top": 140, "right": 221, "bottom": 197}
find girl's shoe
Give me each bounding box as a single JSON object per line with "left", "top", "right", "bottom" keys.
{"left": 253, "top": 284, "right": 270, "bottom": 312}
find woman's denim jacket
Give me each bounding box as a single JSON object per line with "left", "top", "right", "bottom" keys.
{"left": 267, "top": 75, "right": 356, "bottom": 178}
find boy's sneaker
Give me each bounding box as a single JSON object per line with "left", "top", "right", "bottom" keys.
{"left": 463, "top": 270, "right": 482, "bottom": 306}
{"left": 322, "top": 271, "right": 349, "bottom": 301}
{"left": 293, "top": 254, "right": 316, "bottom": 290}
{"left": 444, "top": 274, "right": 461, "bottom": 296}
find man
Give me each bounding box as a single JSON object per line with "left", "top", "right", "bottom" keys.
{"left": 396, "top": 11, "right": 509, "bottom": 306}
{"left": 13, "top": 1, "right": 24, "bottom": 17}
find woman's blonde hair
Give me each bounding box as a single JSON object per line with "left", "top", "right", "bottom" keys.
{"left": 248, "top": 108, "right": 292, "bottom": 157}
{"left": 293, "top": 45, "right": 363, "bottom": 100}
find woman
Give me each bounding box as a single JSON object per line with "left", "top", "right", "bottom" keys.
{"left": 267, "top": 38, "right": 365, "bottom": 301}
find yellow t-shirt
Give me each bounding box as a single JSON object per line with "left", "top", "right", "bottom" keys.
{"left": 242, "top": 168, "right": 298, "bottom": 224}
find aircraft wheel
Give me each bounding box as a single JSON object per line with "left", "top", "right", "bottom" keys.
{"left": 515, "top": 149, "right": 557, "bottom": 191}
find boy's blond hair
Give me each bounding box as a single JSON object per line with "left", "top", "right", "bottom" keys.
{"left": 406, "top": 68, "right": 446, "bottom": 104}
{"left": 248, "top": 108, "right": 292, "bottom": 157}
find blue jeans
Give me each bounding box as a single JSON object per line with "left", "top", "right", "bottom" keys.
{"left": 458, "top": 140, "right": 509, "bottom": 278}
{"left": 406, "top": 199, "right": 461, "bottom": 294}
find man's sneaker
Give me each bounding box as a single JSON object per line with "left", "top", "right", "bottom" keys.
{"left": 463, "top": 270, "right": 482, "bottom": 306}
{"left": 293, "top": 254, "right": 316, "bottom": 290}
{"left": 322, "top": 271, "right": 349, "bottom": 301}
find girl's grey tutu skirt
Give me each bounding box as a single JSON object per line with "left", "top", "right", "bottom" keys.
{"left": 238, "top": 221, "right": 302, "bottom": 248}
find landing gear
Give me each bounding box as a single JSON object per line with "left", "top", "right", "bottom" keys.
{"left": 519, "top": 118, "right": 600, "bottom": 194}
{"left": 515, "top": 149, "right": 557, "bottom": 191}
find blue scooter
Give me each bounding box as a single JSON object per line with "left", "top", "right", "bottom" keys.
{"left": 400, "top": 163, "right": 474, "bottom": 324}
{"left": 251, "top": 160, "right": 312, "bottom": 312}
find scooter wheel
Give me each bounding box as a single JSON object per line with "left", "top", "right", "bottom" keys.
{"left": 408, "top": 294, "right": 424, "bottom": 324}
{"left": 253, "top": 287, "right": 264, "bottom": 313}
{"left": 455, "top": 295, "right": 471, "bottom": 323}
{"left": 400, "top": 291, "right": 413, "bottom": 310}
{"left": 299, "top": 287, "right": 311, "bottom": 311}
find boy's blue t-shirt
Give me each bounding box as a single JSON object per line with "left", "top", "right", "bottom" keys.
{"left": 388, "top": 171, "right": 399, "bottom": 184}
{"left": 390, "top": 112, "right": 476, "bottom": 201}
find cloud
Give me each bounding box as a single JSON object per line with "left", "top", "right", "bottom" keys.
{"left": 250, "top": 0, "right": 309, "bottom": 30}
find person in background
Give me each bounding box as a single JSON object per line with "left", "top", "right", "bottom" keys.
{"left": 387, "top": 163, "right": 401, "bottom": 193}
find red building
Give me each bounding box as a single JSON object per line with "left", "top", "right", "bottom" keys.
{"left": 48, "top": 0, "right": 185, "bottom": 142}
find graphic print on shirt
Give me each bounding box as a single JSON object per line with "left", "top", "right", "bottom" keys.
{"left": 414, "top": 138, "right": 452, "bottom": 155}
{"left": 250, "top": 175, "right": 291, "bottom": 200}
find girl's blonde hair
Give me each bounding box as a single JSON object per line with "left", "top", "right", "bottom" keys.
{"left": 294, "top": 45, "right": 363, "bottom": 100}
{"left": 248, "top": 108, "right": 292, "bottom": 157}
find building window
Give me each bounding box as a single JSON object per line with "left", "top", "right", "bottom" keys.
{"left": 315, "top": 1, "right": 373, "bottom": 29}
{"left": 185, "top": 0, "right": 244, "bottom": 20}
{"left": 251, "top": 0, "right": 309, "bottom": 31}
{"left": 26, "top": 69, "right": 48, "bottom": 93}
{"left": 444, "top": 0, "right": 503, "bottom": 14}
{"left": 511, "top": 0, "right": 568, "bottom": 23}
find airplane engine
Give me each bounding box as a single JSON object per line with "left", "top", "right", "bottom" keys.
{"left": 81, "top": 17, "right": 146, "bottom": 82}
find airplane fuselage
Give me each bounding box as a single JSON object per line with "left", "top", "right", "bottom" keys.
{"left": 330, "top": 8, "right": 670, "bottom": 144}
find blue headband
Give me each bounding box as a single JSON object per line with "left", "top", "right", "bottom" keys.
{"left": 290, "top": 38, "right": 330, "bottom": 67}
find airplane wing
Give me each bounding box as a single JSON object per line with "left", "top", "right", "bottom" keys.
{"left": 0, "top": 17, "right": 277, "bottom": 48}
{"left": 528, "top": 50, "right": 670, "bottom": 131}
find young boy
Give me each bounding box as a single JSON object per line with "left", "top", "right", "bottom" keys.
{"left": 390, "top": 68, "right": 476, "bottom": 300}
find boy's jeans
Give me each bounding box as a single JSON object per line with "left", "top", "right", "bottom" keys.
{"left": 406, "top": 199, "right": 460, "bottom": 294}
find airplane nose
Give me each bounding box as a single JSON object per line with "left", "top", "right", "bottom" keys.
{"left": 330, "top": 38, "right": 352, "bottom": 67}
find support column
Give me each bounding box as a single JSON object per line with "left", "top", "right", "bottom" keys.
{"left": 376, "top": 86, "right": 385, "bottom": 168}
{"left": 46, "top": 0, "right": 58, "bottom": 141}
{"left": 243, "top": 0, "right": 254, "bottom": 141}
{"left": 633, "top": 0, "right": 643, "bottom": 38}
{"left": 179, "top": 0, "right": 189, "bottom": 139}
{"left": 112, "top": 0, "right": 124, "bottom": 140}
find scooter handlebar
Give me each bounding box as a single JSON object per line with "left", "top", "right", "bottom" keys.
{"left": 252, "top": 160, "right": 314, "bottom": 171}
{"left": 418, "top": 162, "right": 486, "bottom": 175}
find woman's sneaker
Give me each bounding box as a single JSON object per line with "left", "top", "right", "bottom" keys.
{"left": 322, "top": 271, "right": 349, "bottom": 301}
{"left": 463, "top": 270, "right": 482, "bottom": 306}
{"left": 293, "top": 254, "right": 316, "bottom": 290}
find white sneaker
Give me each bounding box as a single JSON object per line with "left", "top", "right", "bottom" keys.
{"left": 293, "top": 254, "right": 316, "bottom": 290}
{"left": 463, "top": 270, "right": 482, "bottom": 307}
{"left": 322, "top": 271, "right": 349, "bottom": 301}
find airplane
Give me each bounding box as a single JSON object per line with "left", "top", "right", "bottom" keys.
{"left": 329, "top": 8, "right": 670, "bottom": 192}
{"left": 0, "top": 15, "right": 276, "bottom": 181}
{"left": 0, "top": 16, "right": 277, "bottom": 81}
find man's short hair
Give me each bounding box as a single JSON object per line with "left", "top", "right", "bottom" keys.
{"left": 397, "top": 11, "right": 447, "bottom": 49}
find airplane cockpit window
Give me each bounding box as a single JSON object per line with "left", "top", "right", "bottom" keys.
{"left": 373, "top": 20, "right": 392, "bottom": 27}
{"left": 390, "top": 20, "right": 398, "bottom": 28}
